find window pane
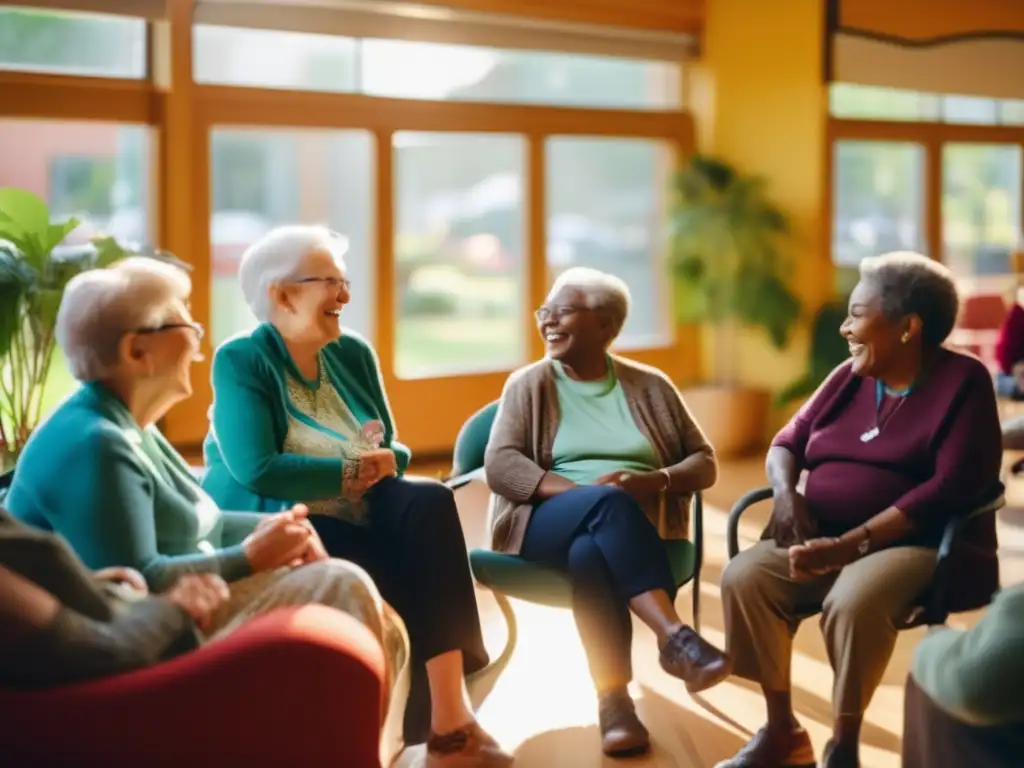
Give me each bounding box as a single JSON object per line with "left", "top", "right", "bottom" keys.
{"left": 194, "top": 25, "right": 357, "bottom": 92}
{"left": 0, "top": 118, "right": 151, "bottom": 416}
{"left": 0, "top": 7, "right": 145, "bottom": 78}
{"left": 546, "top": 138, "right": 672, "bottom": 348}
{"left": 362, "top": 40, "right": 680, "bottom": 109}
{"left": 829, "top": 84, "right": 940, "bottom": 121}
{"left": 393, "top": 132, "right": 525, "bottom": 378}
{"left": 1001, "top": 100, "right": 1024, "bottom": 126}
{"left": 210, "top": 128, "right": 374, "bottom": 347}
{"left": 832, "top": 141, "right": 926, "bottom": 266}
{"left": 942, "top": 143, "right": 1022, "bottom": 278}
{"left": 942, "top": 95, "right": 999, "bottom": 125}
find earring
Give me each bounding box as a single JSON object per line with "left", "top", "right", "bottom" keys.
{"left": 901, "top": 333, "right": 910, "bottom": 344}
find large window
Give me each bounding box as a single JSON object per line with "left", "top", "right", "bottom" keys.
{"left": 393, "top": 132, "right": 525, "bottom": 379}
{"left": 942, "top": 144, "right": 1022, "bottom": 277}
{"left": 0, "top": 118, "right": 152, "bottom": 414}
{"left": 546, "top": 138, "right": 672, "bottom": 347}
{"left": 0, "top": 7, "right": 145, "bottom": 78}
{"left": 194, "top": 26, "right": 681, "bottom": 110}
{"left": 209, "top": 128, "right": 374, "bottom": 347}
{"left": 832, "top": 141, "right": 926, "bottom": 267}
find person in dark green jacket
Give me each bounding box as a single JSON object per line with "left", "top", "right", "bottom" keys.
{"left": 202, "top": 225, "right": 506, "bottom": 766}
{"left": 4, "top": 258, "right": 411, "bottom": 739}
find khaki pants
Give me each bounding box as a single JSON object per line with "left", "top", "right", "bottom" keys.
{"left": 205, "top": 559, "right": 411, "bottom": 765}
{"left": 721, "top": 541, "right": 936, "bottom": 717}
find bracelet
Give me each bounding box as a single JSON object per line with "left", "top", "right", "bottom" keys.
{"left": 658, "top": 468, "right": 671, "bottom": 492}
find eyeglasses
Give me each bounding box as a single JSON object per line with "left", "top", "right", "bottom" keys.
{"left": 135, "top": 321, "right": 205, "bottom": 341}
{"left": 534, "top": 305, "right": 587, "bottom": 323}
{"left": 293, "top": 276, "right": 352, "bottom": 291}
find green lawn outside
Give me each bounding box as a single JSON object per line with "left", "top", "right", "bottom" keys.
{"left": 396, "top": 315, "right": 524, "bottom": 378}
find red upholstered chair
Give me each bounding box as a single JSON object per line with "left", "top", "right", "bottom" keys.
{"left": 0, "top": 605, "right": 387, "bottom": 767}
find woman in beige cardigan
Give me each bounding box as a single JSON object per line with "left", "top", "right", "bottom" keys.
{"left": 484, "top": 268, "right": 731, "bottom": 758}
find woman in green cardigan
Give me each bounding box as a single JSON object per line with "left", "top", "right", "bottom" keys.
{"left": 4, "top": 258, "right": 410, "bottom": 750}
{"left": 202, "top": 225, "right": 506, "bottom": 767}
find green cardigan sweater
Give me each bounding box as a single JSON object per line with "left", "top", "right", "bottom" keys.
{"left": 6, "top": 382, "right": 260, "bottom": 592}
{"left": 912, "top": 582, "right": 1024, "bottom": 726}
{"left": 202, "top": 323, "right": 411, "bottom": 513}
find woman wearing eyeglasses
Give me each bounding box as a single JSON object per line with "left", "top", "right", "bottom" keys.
{"left": 200, "top": 225, "right": 507, "bottom": 767}
{"left": 4, "top": 258, "right": 410, "bottom": 717}
{"left": 485, "top": 267, "right": 730, "bottom": 757}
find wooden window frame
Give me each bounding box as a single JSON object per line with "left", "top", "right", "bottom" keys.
{"left": 0, "top": 0, "right": 696, "bottom": 457}
{"left": 827, "top": 119, "right": 1024, "bottom": 278}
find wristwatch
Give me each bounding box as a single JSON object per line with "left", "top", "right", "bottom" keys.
{"left": 857, "top": 526, "right": 871, "bottom": 557}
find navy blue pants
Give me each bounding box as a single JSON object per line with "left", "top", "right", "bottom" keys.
{"left": 519, "top": 485, "right": 677, "bottom": 691}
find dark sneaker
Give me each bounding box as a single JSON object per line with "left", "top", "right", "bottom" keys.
{"left": 598, "top": 687, "right": 650, "bottom": 757}
{"left": 659, "top": 625, "right": 733, "bottom": 693}
{"left": 714, "top": 725, "right": 816, "bottom": 768}
{"left": 819, "top": 738, "right": 859, "bottom": 768}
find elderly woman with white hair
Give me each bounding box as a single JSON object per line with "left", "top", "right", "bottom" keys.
{"left": 4, "top": 258, "right": 410, "bottom": 707}
{"left": 484, "top": 267, "right": 730, "bottom": 757}
{"left": 200, "top": 225, "right": 507, "bottom": 767}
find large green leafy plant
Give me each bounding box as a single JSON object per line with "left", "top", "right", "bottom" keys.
{"left": 671, "top": 155, "right": 802, "bottom": 384}
{"left": 0, "top": 188, "right": 140, "bottom": 469}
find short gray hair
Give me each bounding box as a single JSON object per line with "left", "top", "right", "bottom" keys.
{"left": 56, "top": 257, "right": 191, "bottom": 381}
{"left": 238, "top": 224, "right": 348, "bottom": 322}
{"left": 859, "top": 251, "right": 960, "bottom": 347}
{"left": 549, "top": 267, "right": 631, "bottom": 337}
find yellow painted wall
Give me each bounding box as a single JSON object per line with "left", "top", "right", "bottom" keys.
{"left": 689, "top": 0, "right": 832, "bottom": 432}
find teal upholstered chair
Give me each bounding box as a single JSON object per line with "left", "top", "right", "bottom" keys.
{"left": 445, "top": 400, "right": 705, "bottom": 686}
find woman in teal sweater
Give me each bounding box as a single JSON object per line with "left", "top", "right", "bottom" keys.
{"left": 4, "top": 258, "right": 409, "bottom": 737}
{"left": 202, "top": 225, "right": 505, "bottom": 766}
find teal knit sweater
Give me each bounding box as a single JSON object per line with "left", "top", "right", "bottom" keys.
{"left": 202, "top": 323, "right": 411, "bottom": 513}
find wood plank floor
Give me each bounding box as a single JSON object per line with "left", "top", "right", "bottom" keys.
{"left": 395, "top": 457, "right": 1024, "bottom": 768}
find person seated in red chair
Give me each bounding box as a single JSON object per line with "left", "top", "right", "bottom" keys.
{"left": 994, "top": 281, "right": 1024, "bottom": 453}
{"left": 0, "top": 505, "right": 228, "bottom": 688}
{"left": 485, "top": 267, "right": 729, "bottom": 758}
{"left": 706, "top": 252, "right": 1002, "bottom": 768}
{"left": 2, "top": 258, "right": 409, "bottom": 722}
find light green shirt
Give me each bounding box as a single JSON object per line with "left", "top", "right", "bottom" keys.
{"left": 912, "top": 582, "right": 1024, "bottom": 726}
{"left": 550, "top": 359, "right": 659, "bottom": 485}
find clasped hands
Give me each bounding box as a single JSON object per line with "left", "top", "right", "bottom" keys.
{"left": 593, "top": 469, "right": 666, "bottom": 500}
{"left": 772, "top": 491, "right": 859, "bottom": 580}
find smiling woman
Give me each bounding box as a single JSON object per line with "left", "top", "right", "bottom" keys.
{"left": 717, "top": 253, "right": 1003, "bottom": 768}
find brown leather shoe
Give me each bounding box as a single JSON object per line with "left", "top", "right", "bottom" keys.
{"left": 659, "top": 625, "right": 733, "bottom": 693}
{"left": 714, "top": 725, "right": 816, "bottom": 768}
{"left": 598, "top": 687, "right": 650, "bottom": 757}
{"left": 426, "top": 722, "right": 514, "bottom": 767}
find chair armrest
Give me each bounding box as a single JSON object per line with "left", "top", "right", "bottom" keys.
{"left": 727, "top": 486, "right": 773, "bottom": 559}
{"left": 444, "top": 466, "right": 486, "bottom": 490}
{"left": 693, "top": 490, "right": 704, "bottom": 572}
{"left": 0, "top": 605, "right": 386, "bottom": 766}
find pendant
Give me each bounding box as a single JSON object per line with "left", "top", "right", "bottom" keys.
{"left": 860, "top": 427, "right": 880, "bottom": 443}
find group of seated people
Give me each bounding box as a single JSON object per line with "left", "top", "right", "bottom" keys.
{"left": 0, "top": 227, "right": 1021, "bottom": 767}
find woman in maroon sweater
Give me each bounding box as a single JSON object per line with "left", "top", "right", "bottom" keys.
{"left": 708, "top": 252, "right": 1002, "bottom": 768}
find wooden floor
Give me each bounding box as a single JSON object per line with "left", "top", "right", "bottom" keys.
{"left": 396, "top": 457, "right": 1024, "bottom": 768}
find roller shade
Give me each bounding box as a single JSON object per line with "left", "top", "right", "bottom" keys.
{"left": 827, "top": 0, "right": 1024, "bottom": 99}
{"left": 194, "top": 0, "right": 697, "bottom": 61}
{"left": 0, "top": 0, "right": 165, "bottom": 19}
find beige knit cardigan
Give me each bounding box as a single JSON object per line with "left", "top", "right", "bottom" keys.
{"left": 483, "top": 356, "right": 716, "bottom": 555}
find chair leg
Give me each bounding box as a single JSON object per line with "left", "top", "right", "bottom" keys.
{"left": 466, "top": 589, "right": 518, "bottom": 711}
{"left": 691, "top": 570, "right": 701, "bottom": 636}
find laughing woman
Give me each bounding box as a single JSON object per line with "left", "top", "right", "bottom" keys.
{"left": 715, "top": 252, "right": 1002, "bottom": 768}
{"left": 485, "top": 267, "right": 730, "bottom": 757}
{"left": 201, "top": 225, "right": 507, "bottom": 767}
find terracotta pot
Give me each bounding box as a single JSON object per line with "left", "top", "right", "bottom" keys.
{"left": 679, "top": 384, "right": 771, "bottom": 459}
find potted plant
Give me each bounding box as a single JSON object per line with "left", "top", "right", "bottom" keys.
{"left": 0, "top": 187, "right": 162, "bottom": 472}
{"left": 670, "top": 155, "right": 802, "bottom": 457}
